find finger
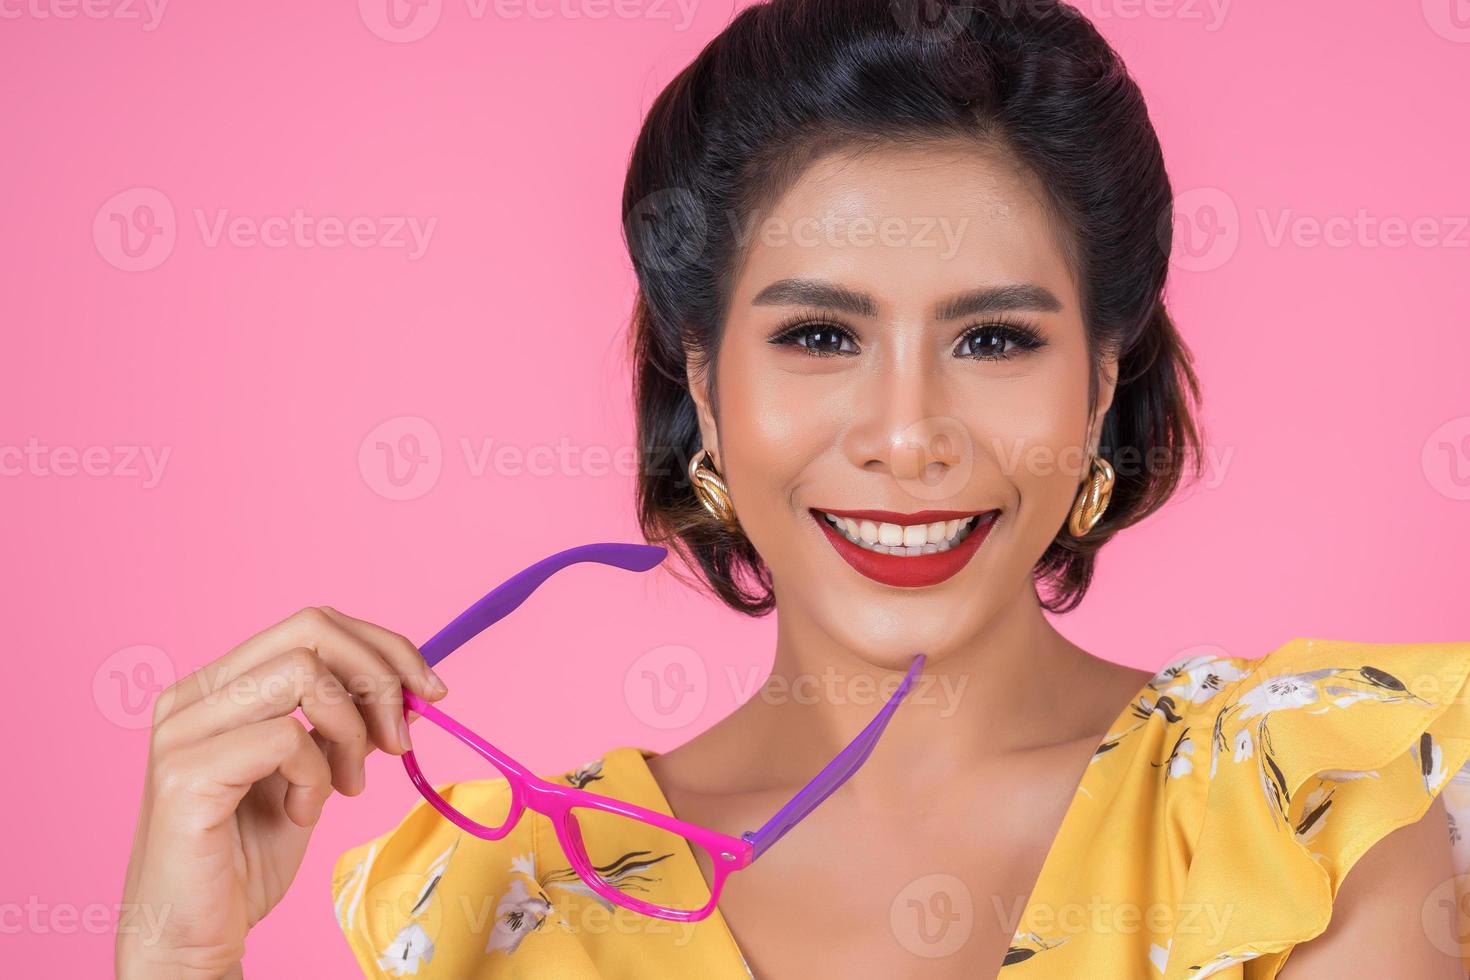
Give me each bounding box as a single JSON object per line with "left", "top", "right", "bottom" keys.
{"left": 156, "top": 606, "right": 440, "bottom": 724}
{"left": 161, "top": 608, "right": 415, "bottom": 755}
{"left": 155, "top": 647, "right": 369, "bottom": 795}
{"left": 317, "top": 606, "right": 447, "bottom": 702}
{"left": 159, "top": 716, "right": 333, "bottom": 829}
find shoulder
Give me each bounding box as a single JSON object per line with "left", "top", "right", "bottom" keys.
{"left": 331, "top": 747, "right": 650, "bottom": 978}
{"left": 1136, "top": 638, "right": 1470, "bottom": 976}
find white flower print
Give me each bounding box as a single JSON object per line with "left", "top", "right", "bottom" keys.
{"left": 1232, "top": 728, "right": 1253, "bottom": 764}
{"left": 1237, "top": 674, "right": 1319, "bottom": 719}
{"left": 1152, "top": 653, "right": 1250, "bottom": 705}
{"left": 1148, "top": 939, "right": 1170, "bottom": 975}
{"left": 335, "top": 842, "right": 378, "bottom": 932}
{"left": 1316, "top": 768, "right": 1380, "bottom": 781}
{"left": 377, "top": 922, "right": 436, "bottom": 976}
{"left": 1294, "top": 785, "right": 1334, "bottom": 844}
{"left": 565, "top": 757, "right": 606, "bottom": 790}
{"left": 487, "top": 872, "right": 555, "bottom": 955}
{"left": 1191, "top": 950, "right": 1261, "bottom": 977}
{"left": 372, "top": 838, "right": 459, "bottom": 975}
{"left": 1209, "top": 663, "right": 1428, "bottom": 826}
{"left": 1412, "top": 732, "right": 1448, "bottom": 794}
{"left": 1169, "top": 736, "right": 1196, "bottom": 778}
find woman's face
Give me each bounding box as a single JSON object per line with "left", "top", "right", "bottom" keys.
{"left": 689, "top": 141, "right": 1115, "bottom": 668}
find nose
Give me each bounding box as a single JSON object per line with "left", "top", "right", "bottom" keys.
{"left": 841, "top": 363, "right": 971, "bottom": 497}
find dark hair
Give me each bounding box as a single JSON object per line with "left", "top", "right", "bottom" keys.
{"left": 625, "top": 0, "right": 1202, "bottom": 615}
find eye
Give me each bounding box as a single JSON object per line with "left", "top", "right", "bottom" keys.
{"left": 954, "top": 321, "right": 1047, "bottom": 361}
{"left": 768, "top": 320, "right": 860, "bottom": 357}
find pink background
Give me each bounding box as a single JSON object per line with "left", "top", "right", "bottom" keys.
{"left": 4, "top": 1, "right": 1469, "bottom": 975}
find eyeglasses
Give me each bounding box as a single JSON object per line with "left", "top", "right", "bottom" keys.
{"left": 400, "top": 542, "right": 925, "bottom": 922}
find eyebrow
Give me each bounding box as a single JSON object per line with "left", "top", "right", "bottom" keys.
{"left": 750, "top": 278, "right": 1063, "bottom": 320}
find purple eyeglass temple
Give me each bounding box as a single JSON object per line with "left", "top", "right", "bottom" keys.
{"left": 418, "top": 542, "right": 667, "bottom": 668}
{"left": 740, "top": 651, "right": 924, "bottom": 859}
{"left": 422, "top": 541, "right": 926, "bottom": 863}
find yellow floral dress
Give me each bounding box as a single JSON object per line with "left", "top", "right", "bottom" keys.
{"left": 332, "top": 638, "right": 1470, "bottom": 978}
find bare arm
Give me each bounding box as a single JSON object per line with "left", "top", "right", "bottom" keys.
{"left": 1280, "top": 796, "right": 1465, "bottom": 979}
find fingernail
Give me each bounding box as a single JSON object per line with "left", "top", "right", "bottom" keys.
{"left": 426, "top": 669, "right": 448, "bottom": 698}
{"left": 398, "top": 716, "right": 413, "bottom": 752}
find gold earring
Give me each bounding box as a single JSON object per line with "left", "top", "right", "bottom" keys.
{"left": 1067, "top": 455, "right": 1115, "bottom": 538}
{"left": 688, "top": 448, "right": 739, "bottom": 531}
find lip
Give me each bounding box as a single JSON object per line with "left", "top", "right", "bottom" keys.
{"left": 816, "top": 507, "right": 989, "bottom": 524}
{"left": 811, "top": 507, "right": 999, "bottom": 589}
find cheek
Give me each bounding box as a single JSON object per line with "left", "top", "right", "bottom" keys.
{"left": 715, "top": 342, "right": 845, "bottom": 487}
{"left": 961, "top": 348, "right": 1094, "bottom": 512}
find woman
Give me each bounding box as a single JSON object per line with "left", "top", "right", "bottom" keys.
{"left": 117, "top": 0, "right": 1470, "bottom": 977}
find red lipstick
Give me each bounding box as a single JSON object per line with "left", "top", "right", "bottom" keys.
{"left": 812, "top": 508, "right": 999, "bottom": 589}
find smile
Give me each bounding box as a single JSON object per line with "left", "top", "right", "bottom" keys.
{"left": 810, "top": 507, "right": 999, "bottom": 588}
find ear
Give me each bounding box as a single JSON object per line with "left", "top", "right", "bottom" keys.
{"left": 684, "top": 344, "right": 721, "bottom": 465}
{"left": 1089, "top": 348, "right": 1120, "bottom": 455}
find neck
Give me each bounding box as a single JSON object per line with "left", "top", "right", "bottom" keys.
{"left": 745, "top": 581, "right": 1100, "bottom": 798}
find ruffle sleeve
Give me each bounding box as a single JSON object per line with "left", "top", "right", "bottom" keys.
{"left": 1162, "top": 638, "right": 1470, "bottom": 979}
{"left": 331, "top": 776, "right": 549, "bottom": 978}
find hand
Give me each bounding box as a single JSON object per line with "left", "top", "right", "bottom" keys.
{"left": 115, "top": 606, "right": 449, "bottom": 979}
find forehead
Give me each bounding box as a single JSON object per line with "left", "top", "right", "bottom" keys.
{"left": 730, "top": 141, "right": 1077, "bottom": 312}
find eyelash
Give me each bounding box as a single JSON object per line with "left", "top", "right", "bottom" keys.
{"left": 767, "top": 314, "right": 1048, "bottom": 361}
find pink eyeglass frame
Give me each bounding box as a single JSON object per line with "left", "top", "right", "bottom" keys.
{"left": 400, "top": 542, "right": 926, "bottom": 922}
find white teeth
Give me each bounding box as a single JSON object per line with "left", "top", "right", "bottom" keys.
{"left": 820, "top": 511, "right": 985, "bottom": 556}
